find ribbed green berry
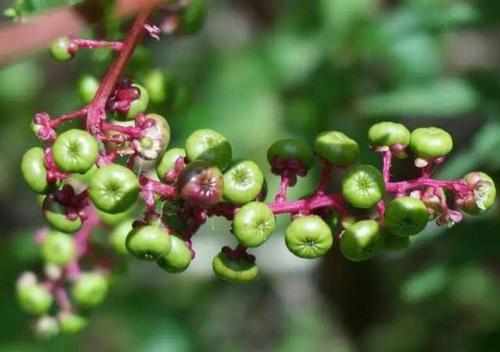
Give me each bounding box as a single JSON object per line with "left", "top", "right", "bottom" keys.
{"left": 223, "top": 160, "right": 264, "bottom": 204}
{"left": 126, "top": 225, "right": 172, "bottom": 261}
{"left": 21, "top": 147, "right": 51, "bottom": 194}
{"left": 342, "top": 165, "right": 385, "bottom": 209}
{"left": 50, "top": 37, "right": 73, "bottom": 61}
{"left": 340, "top": 220, "right": 383, "bottom": 262}
{"left": 52, "top": 129, "right": 99, "bottom": 174}
{"left": 41, "top": 231, "right": 76, "bottom": 266}
{"left": 185, "top": 129, "right": 232, "bottom": 170}
{"left": 410, "top": 127, "right": 453, "bottom": 159}
{"left": 72, "top": 272, "right": 109, "bottom": 308}
{"left": 384, "top": 196, "right": 429, "bottom": 236}
{"left": 43, "top": 195, "right": 82, "bottom": 233}
{"left": 368, "top": 122, "right": 410, "bottom": 147}
{"left": 314, "top": 131, "right": 359, "bottom": 166}
{"left": 233, "top": 202, "right": 275, "bottom": 247}
{"left": 267, "top": 138, "right": 314, "bottom": 171}
{"left": 212, "top": 252, "right": 258, "bottom": 283}
{"left": 285, "top": 215, "right": 333, "bottom": 258}
{"left": 156, "top": 235, "right": 192, "bottom": 273}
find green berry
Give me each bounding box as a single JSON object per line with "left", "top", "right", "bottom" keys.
{"left": 143, "top": 69, "right": 176, "bottom": 104}
{"left": 368, "top": 122, "right": 410, "bottom": 147}
{"left": 97, "top": 206, "right": 136, "bottom": 226}
{"left": 340, "top": 220, "right": 383, "bottom": 262}
{"left": 41, "top": 231, "right": 76, "bottom": 266}
{"left": 42, "top": 195, "right": 82, "bottom": 233}
{"left": 109, "top": 219, "right": 134, "bottom": 255}
{"left": 212, "top": 252, "right": 258, "bottom": 283}
{"left": 17, "top": 283, "right": 53, "bottom": 315}
{"left": 77, "top": 75, "right": 99, "bottom": 103}
{"left": 58, "top": 312, "right": 88, "bottom": 334}
{"left": 410, "top": 127, "right": 453, "bottom": 159}
{"left": 156, "top": 148, "right": 186, "bottom": 180}
{"left": 384, "top": 196, "right": 429, "bottom": 236}
{"left": 267, "top": 138, "right": 314, "bottom": 171}
{"left": 185, "top": 129, "right": 232, "bottom": 170}
{"left": 381, "top": 231, "right": 411, "bottom": 251}
{"left": 21, "top": 147, "right": 52, "bottom": 194}
{"left": 342, "top": 165, "right": 385, "bottom": 209}
{"left": 156, "top": 235, "right": 192, "bottom": 273}
{"left": 50, "top": 37, "right": 73, "bottom": 61}
{"left": 223, "top": 160, "right": 264, "bottom": 204}
{"left": 314, "top": 131, "right": 359, "bottom": 167}
{"left": 233, "top": 202, "right": 275, "bottom": 247}
{"left": 285, "top": 215, "right": 333, "bottom": 259}
{"left": 72, "top": 272, "right": 108, "bottom": 308}
{"left": 52, "top": 129, "right": 99, "bottom": 174}
{"left": 123, "top": 84, "right": 149, "bottom": 120}
{"left": 89, "top": 164, "right": 140, "bottom": 214}
{"left": 34, "top": 316, "right": 59, "bottom": 340}
{"left": 461, "top": 172, "right": 497, "bottom": 215}
{"left": 177, "top": 0, "right": 207, "bottom": 34}
{"left": 126, "top": 224, "right": 172, "bottom": 261}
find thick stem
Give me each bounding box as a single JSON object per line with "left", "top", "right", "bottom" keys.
{"left": 70, "top": 38, "right": 124, "bottom": 51}
{"left": 386, "top": 178, "right": 470, "bottom": 195}
{"left": 315, "top": 163, "right": 332, "bottom": 195}
{"left": 269, "top": 193, "right": 347, "bottom": 217}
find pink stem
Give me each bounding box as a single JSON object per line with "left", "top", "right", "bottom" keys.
{"left": 49, "top": 107, "right": 88, "bottom": 127}
{"left": 101, "top": 122, "right": 142, "bottom": 139}
{"left": 315, "top": 163, "right": 332, "bottom": 195}
{"left": 386, "top": 178, "right": 470, "bottom": 195}
{"left": 382, "top": 149, "right": 392, "bottom": 183}
{"left": 70, "top": 38, "right": 124, "bottom": 51}
{"left": 54, "top": 287, "right": 73, "bottom": 312}
{"left": 269, "top": 193, "right": 347, "bottom": 218}
{"left": 275, "top": 172, "right": 291, "bottom": 202}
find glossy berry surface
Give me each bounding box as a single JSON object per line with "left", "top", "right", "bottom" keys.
{"left": 77, "top": 75, "right": 99, "bottom": 103}
{"left": 384, "top": 196, "right": 429, "bottom": 236}
{"left": 368, "top": 122, "right": 410, "bottom": 147}
{"left": 177, "top": 161, "right": 224, "bottom": 207}
{"left": 21, "top": 147, "right": 51, "bottom": 194}
{"left": 285, "top": 215, "right": 333, "bottom": 259}
{"left": 410, "top": 127, "right": 453, "bottom": 159}
{"left": 156, "top": 235, "right": 192, "bottom": 273}
{"left": 185, "top": 129, "right": 232, "bottom": 170}
{"left": 52, "top": 129, "right": 99, "bottom": 174}
{"left": 233, "top": 202, "right": 275, "bottom": 247}
{"left": 340, "top": 220, "right": 383, "bottom": 262}
{"left": 212, "top": 252, "right": 258, "bottom": 283}
{"left": 43, "top": 195, "right": 82, "bottom": 233}
{"left": 342, "top": 165, "right": 385, "bottom": 209}
{"left": 223, "top": 160, "right": 264, "bottom": 204}
{"left": 314, "top": 131, "right": 359, "bottom": 166}
{"left": 126, "top": 224, "right": 172, "bottom": 261}
{"left": 267, "top": 138, "right": 313, "bottom": 172}
{"left": 89, "top": 164, "right": 140, "bottom": 214}
{"left": 109, "top": 219, "right": 134, "bottom": 255}
{"left": 156, "top": 148, "right": 186, "bottom": 180}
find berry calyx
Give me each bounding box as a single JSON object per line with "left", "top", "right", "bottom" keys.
{"left": 267, "top": 138, "right": 313, "bottom": 175}
{"left": 126, "top": 224, "right": 172, "bottom": 261}
{"left": 342, "top": 165, "right": 385, "bottom": 209}
{"left": 340, "top": 220, "right": 383, "bottom": 262}
{"left": 185, "top": 129, "right": 232, "bottom": 170}
{"left": 233, "top": 202, "right": 276, "bottom": 247}
{"left": 42, "top": 195, "right": 83, "bottom": 233}
{"left": 314, "top": 131, "right": 359, "bottom": 167}
{"left": 460, "top": 172, "right": 496, "bottom": 215}
{"left": 156, "top": 148, "right": 186, "bottom": 181}
{"left": 384, "top": 196, "right": 429, "bottom": 236}
{"left": 223, "top": 160, "right": 264, "bottom": 204}
{"left": 285, "top": 215, "right": 333, "bottom": 259}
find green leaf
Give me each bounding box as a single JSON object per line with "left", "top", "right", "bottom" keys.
{"left": 359, "top": 78, "right": 479, "bottom": 117}
{"left": 401, "top": 264, "right": 450, "bottom": 303}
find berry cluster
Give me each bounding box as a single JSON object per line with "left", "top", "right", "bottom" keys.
{"left": 16, "top": 0, "right": 496, "bottom": 339}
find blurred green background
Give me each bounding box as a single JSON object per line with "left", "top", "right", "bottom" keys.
{"left": 1, "top": 0, "right": 500, "bottom": 351}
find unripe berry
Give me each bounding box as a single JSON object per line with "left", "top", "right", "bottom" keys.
{"left": 126, "top": 224, "right": 172, "bottom": 261}
{"left": 368, "top": 122, "right": 410, "bottom": 147}
{"left": 58, "top": 312, "right": 88, "bottom": 334}
{"left": 410, "top": 127, "right": 453, "bottom": 159}
{"left": 384, "top": 196, "right": 429, "bottom": 237}
{"left": 34, "top": 316, "right": 59, "bottom": 340}
{"left": 461, "top": 172, "right": 496, "bottom": 215}
{"left": 120, "top": 84, "right": 150, "bottom": 120}
{"left": 212, "top": 252, "right": 258, "bottom": 283}
{"left": 52, "top": 129, "right": 99, "bottom": 174}
{"left": 50, "top": 37, "right": 74, "bottom": 61}
{"left": 21, "top": 147, "right": 52, "bottom": 194}
{"left": 41, "top": 231, "right": 76, "bottom": 266}
{"left": 342, "top": 165, "right": 385, "bottom": 209}
{"left": 314, "top": 131, "right": 359, "bottom": 167}
{"left": 185, "top": 129, "right": 232, "bottom": 170}
{"left": 177, "top": 161, "right": 224, "bottom": 207}
{"left": 109, "top": 219, "right": 134, "bottom": 255}
{"left": 72, "top": 272, "right": 109, "bottom": 308}
{"left": 223, "top": 160, "right": 264, "bottom": 204}
{"left": 42, "top": 195, "right": 82, "bottom": 233}
{"left": 267, "top": 138, "right": 313, "bottom": 174}
{"left": 233, "top": 202, "right": 276, "bottom": 247}
{"left": 340, "top": 220, "right": 383, "bottom": 262}
{"left": 156, "top": 148, "right": 186, "bottom": 180}
{"left": 17, "top": 283, "right": 53, "bottom": 315}
{"left": 285, "top": 215, "right": 333, "bottom": 259}
{"left": 89, "top": 164, "right": 140, "bottom": 214}
{"left": 156, "top": 235, "right": 192, "bottom": 273}
{"left": 77, "top": 75, "right": 99, "bottom": 103}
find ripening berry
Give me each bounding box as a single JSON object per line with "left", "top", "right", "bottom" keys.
{"left": 177, "top": 161, "right": 224, "bottom": 207}
{"left": 42, "top": 195, "right": 82, "bottom": 233}
{"left": 156, "top": 148, "right": 186, "bottom": 180}
{"left": 267, "top": 138, "right": 314, "bottom": 174}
